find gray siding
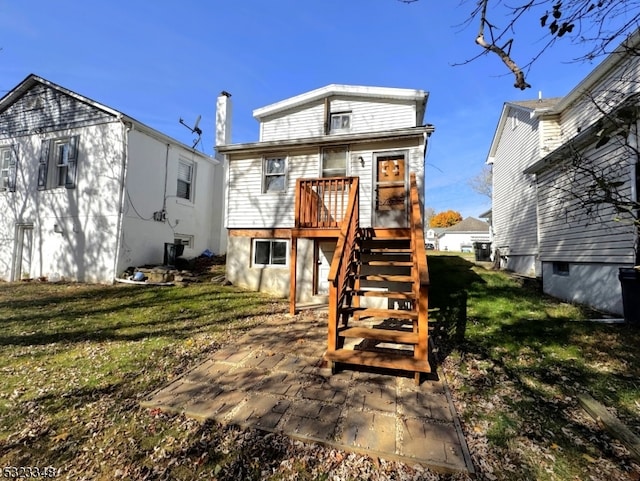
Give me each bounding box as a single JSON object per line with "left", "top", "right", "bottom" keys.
{"left": 0, "top": 84, "right": 114, "bottom": 139}
{"left": 535, "top": 140, "right": 636, "bottom": 264}
{"left": 492, "top": 107, "right": 540, "bottom": 257}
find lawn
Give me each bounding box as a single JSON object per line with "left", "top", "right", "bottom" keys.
{"left": 0, "top": 257, "right": 638, "bottom": 480}
{"left": 428, "top": 253, "right": 640, "bottom": 481}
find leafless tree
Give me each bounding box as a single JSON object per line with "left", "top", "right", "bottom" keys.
{"left": 468, "top": 164, "right": 492, "bottom": 199}
{"left": 399, "top": 0, "right": 640, "bottom": 89}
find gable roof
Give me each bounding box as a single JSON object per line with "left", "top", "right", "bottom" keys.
{"left": 444, "top": 217, "right": 489, "bottom": 233}
{"left": 253, "top": 84, "right": 429, "bottom": 125}
{"left": 486, "top": 97, "right": 562, "bottom": 163}
{"left": 0, "top": 74, "right": 214, "bottom": 161}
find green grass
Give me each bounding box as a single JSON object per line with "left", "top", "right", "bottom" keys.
{"left": 0, "top": 281, "right": 289, "bottom": 480}
{"left": 1, "top": 258, "right": 639, "bottom": 480}
{"left": 428, "top": 253, "right": 640, "bottom": 481}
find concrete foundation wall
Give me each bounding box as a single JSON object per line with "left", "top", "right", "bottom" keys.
{"left": 542, "top": 262, "right": 623, "bottom": 316}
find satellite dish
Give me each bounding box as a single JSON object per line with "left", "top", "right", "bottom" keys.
{"left": 179, "top": 115, "right": 203, "bottom": 148}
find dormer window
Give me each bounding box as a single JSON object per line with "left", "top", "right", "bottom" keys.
{"left": 329, "top": 112, "right": 351, "bottom": 133}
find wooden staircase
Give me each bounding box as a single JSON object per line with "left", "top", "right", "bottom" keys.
{"left": 324, "top": 174, "right": 430, "bottom": 384}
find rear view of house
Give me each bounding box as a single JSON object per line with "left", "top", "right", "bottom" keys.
{"left": 0, "top": 74, "right": 225, "bottom": 284}
{"left": 217, "top": 84, "right": 433, "bottom": 381}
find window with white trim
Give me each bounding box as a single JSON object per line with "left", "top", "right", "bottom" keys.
{"left": 177, "top": 159, "right": 194, "bottom": 201}
{"left": 174, "top": 234, "right": 194, "bottom": 249}
{"left": 321, "top": 146, "right": 348, "bottom": 178}
{"left": 253, "top": 239, "right": 288, "bottom": 266}
{"left": 263, "top": 156, "right": 287, "bottom": 193}
{"left": 329, "top": 112, "right": 351, "bottom": 133}
{"left": 37, "top": 136, "right": 79, "bottom": 191}
{"left": 0, "top": 146, "right": 17, "bottom": 192}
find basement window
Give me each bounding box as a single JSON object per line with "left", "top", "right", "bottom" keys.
{"left": 253, "top": 239, "right": 288, "bottom": 267}
{"left": 552, "top": 261, "right": 570, "bottom": 276}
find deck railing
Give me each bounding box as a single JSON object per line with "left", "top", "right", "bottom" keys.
{"left": 327, "top": 177, "right": 360, "bottom": 352}
{"left": 295, "top": 177, "right": 356, "bottom": 229}
{"left": 409, "top": 172, "right": 430, "bottom": 363}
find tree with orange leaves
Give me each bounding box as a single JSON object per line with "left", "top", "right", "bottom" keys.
{"left": 429, "top": 210, "right": 462, "bottom": 228}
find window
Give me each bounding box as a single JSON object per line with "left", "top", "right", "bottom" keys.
{"left": 263, "top": 156, "right": 286, "bottom": 193}
{"left": 321, "top": 146, "right": 347, "bottom": 178}
{"left": 253, "top": 239, "right": 288, "bottom": 266}
{"left": 177, "top": 160, "right": 194, "bottom": 201}
{"left": 329, "top": 112, "right": 351, "bottom": 133}
{"left": 0, "top": 146, "right": 17, "bottom": 192}
{"left": 174, "top": 234, "right": 194, "bottom": 249}
{"left": 38, "top": 136, "right": 79, "bottom": 191}
{"left": 553, "top": 261, "right": 570, "bottom": 276}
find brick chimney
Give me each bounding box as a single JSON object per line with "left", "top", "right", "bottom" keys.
{"left": 215, "top": 91, "right": 232, "bottom": 148}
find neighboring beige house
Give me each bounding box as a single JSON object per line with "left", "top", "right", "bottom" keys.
{"left": 437, "top": 217, "right": 490, "bottom": 252}
{"left": 216, "top": 84, "right": 433, "bottom": 304}
{"left": 488, "top": 31, "right": 640, "bottom": 315}
{"left": 0, "top": 74, "right": 225, "bottom": 283}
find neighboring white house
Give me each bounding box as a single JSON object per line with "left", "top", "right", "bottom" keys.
{"left": 486, "top": 97, "right": 562, "bottom": 276}
{"left": 216, "top": 84, "right": 433, "bottom": 303}
{"left": 437, "top": 217, "right": 490, "bottom": 252}
{"left": 489, "top": 31, "right": 640, "bottom": 315}
{"left": 0, "top": 74, "right": 225, "bottom": 283}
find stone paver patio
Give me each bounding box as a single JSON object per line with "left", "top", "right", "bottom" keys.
{"left": 141, "top": 311, "right": 474, "bottom": 474}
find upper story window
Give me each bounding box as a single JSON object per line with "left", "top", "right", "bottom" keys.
{"left": 321, "top": 146, "right": 348, "bottom": 178}
{"left": 38, "top": 136, "right": 79, "bottom": 191}
{"left": 0, "top": 146, "right": 17, "bottom": 193}
{"left": 263, "top": 156, "right": 287, "bottom": 193}
{"left": 329, "top": 112, "right": 351, "bottom": 133}
{"left": 177, "top": 159, "right": 195, "bottom": 201}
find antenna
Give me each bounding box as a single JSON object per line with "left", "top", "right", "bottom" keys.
{"left": 179, "top": 115, "right": 203, "bottom": 149}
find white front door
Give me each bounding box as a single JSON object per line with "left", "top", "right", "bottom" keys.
{"left": 13, "top": 224, "right": 33, "bottom": 281}
{"left": 315, "top": 242, "right": 334, "bottom": 296}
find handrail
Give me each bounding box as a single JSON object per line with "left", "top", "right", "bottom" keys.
{"left": 295, "top": 177, "right": 355, "bottom": 229}
{"left": 409, "top": 172, "right": 429, "bottom": 364}
{"left": 327, "top": 177, "right": 359, "bottom": 352}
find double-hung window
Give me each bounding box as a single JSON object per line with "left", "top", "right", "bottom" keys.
{"left": 329, "top": 112, "right": 351, "bottom": 133}
{"left": 263, "top": 156, "right": 286, "bottom": 193}
{"left": 253, "top": 239, "right": 287, "bottom": 267}
{"left": 38, "top": 136, "right": 79, "bottom": 190}
{"left": 321, "top": 146, "right": 348, "bottom": 178}
{"left": 0, "top": 146, "right": 17, "bottom": 192}
{"left": 177, "top": 160, "right": 194, "bottom": 201}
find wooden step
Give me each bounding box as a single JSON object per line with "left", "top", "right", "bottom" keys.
{"left": 361, "top": 260, "right": 413, "bottom": 267}
{"left": 324, "top": 349, "right": 431, "bottom": 373}
{"left": 360, "top": 247, "right": 412, "bottom": 254}
{"left": 344, "top": 307, "right": 418, "bottom": 320}
{"left": 347, "top": 289, "right": 415, "bottom": 299}
{"left": 359, "top": 274, "right": 413, "bottom": 282}
{"left": 338, "top": 326, "right": 419, "bottom": 344}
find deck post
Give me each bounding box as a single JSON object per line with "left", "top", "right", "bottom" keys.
{"left": 289, "top": 236, "right": 297, "bottom": 316}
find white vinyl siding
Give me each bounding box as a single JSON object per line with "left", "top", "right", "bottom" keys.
{"left": 226, "top": 138, "right": 424, "bottom": 230}
{"left": 560, "top": 55, "right": 640, "bottom": 141}
{"left": 491, "top": 107, "right": 540, "bottom": 256}
{"left": 535, "top": 140, "right": 636, "bottom": 264}
{"left": 259, "top": 98, "right": 419, "bottom": 142}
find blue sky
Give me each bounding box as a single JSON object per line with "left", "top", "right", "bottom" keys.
{"left": 0, "top": 0, "right": 605, "bottom": 218}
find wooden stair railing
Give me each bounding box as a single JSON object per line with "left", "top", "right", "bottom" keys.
{"left": 324, "top": 173, "right": 430, "bottom": 385}
{"left": 327, "top": 177, "right": 359, "bottom": 353}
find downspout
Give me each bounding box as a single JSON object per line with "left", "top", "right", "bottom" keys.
{"left": 113, "top": 116, "right": 132, "bottom": 281}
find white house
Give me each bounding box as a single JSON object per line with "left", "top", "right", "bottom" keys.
{"left": 0, "top": 74, "right": 225, "bottom": 283}
{"left": 216, "top": 84, "right": 434, "bottom": 379}
{"left": 486, "top": 97, "right": 562, "bottom": 276}
{"left": 489, "top": 31, "right": 640, "bottom": 315}
{"left": 216, "top": 84, "right": 433, "bottom": 303}
{"left": 437, "top": 217, "right": 490, "bottom": 253}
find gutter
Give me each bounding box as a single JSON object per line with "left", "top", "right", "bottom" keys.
{"left": 217, "top": 126, "right": 434, "bottom": 155}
